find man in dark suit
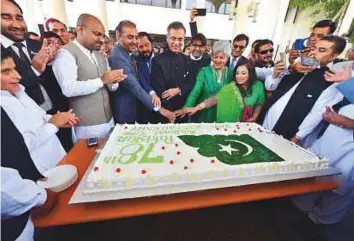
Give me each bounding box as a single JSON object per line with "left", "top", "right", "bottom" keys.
{"left": 150, "top": 22, "right": 193, "bottom": 123}
{"left": 188, "top": 33, "right": 211, "bottom": 86}
{"left": 226, "top": 34, "right": 249, "bottom": 69}
{"left": 109, "top": 20, "right": 175, "bottom": 124}
{"left": 1, "top": 0, "right": 73, "bottom": 151}
{"left": 136, "top": 31, "right": 161, "bottom": 123}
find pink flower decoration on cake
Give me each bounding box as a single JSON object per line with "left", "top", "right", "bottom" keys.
{"left": 210, "top": 160, "right": 215, "bottom": 164}
{"left": 184, "top": 166, "right": 188, "bottom": 170}
{"left": 169, "top": 160, "right": 174, "bottom": 165}
{"left": 116, "top": 168, "right": 121, "bottom": 173}
{"left": 190, "top": 158, "right": 194, "bottom": 163}
{"left": 94, "top": 167, "right": 99, "bottom": 172}
{"left": 141, "top": 169, "right": 147, "bottom": 175}
{"left": 216, "top": 127, "right": 220, "bottom": 130}
{"left": 177, "top": 151, "right": 181, "bottom": 155}
{"left": 161, "top": 146, "right": 166, "bottom": 150}
{"left": 175, "top": 143, "right": 179, "bottom": 147}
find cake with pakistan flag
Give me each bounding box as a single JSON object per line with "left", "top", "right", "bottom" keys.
{"left": 84, "top": 123, "right": 329, "bottom": 193}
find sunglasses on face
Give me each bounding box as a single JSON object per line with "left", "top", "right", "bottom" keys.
{"left": 259, "top": 48, "right": 274, "bottom": 55}
{"left": 233, "top": 44, "right": 245, "bottom": 50}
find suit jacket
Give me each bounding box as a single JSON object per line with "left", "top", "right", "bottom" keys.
{"left": 1, "top": 39, "right": 69, "bottom": 112}
{"left": 151, "top": 50, "right": 193, "bottom": 114}
{"left": 109, "top": 44, "right": 154, "bottom": 124}
{"left": 135, "top": 54, "right": 156, "bottom": 123}
{"left": 1, "top": 39, "right": 45, "bottom": 105}
{"left": 226, "top": 55, "right": 248, "bottom": 69}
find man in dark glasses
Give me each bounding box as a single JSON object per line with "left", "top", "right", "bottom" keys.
{"left": 254, "top": 39, "right": 275, "bottom": 68}
{"left": 227, "top": 34, "right": 249, "bottom": 69}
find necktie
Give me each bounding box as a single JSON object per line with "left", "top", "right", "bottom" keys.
{"left": 13, "top": 42, "right": 31, "bottom": 65}
{"left": 317, "top": 97, "right": 351, "bottom": 138}
{"left": 230, "top": 57, "right": 237, "bottom": 68}
{"left": 131, "top": 55, "right": 138, "bottom": 76}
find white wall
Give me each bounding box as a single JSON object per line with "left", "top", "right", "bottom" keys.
{"left": 63, "top": 1, "right": 234, "bottom": 40}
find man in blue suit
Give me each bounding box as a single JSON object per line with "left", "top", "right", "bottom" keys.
{"left": 109, "top": 21, "right": 175, "bottom": 124}
{"left": 135, "top": 32, "right": 160, "bottom": 123}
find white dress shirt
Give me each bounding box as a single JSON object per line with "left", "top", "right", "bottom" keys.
{"left": 255, "top": 66, "right": 277, "bottom": 81}
{"left": 262, "top": 77, "right": 343, "bottom": 140}
{"left": 1, "top": 34, "right": 53, "bottom": 111}
{"left": 1, "top": 167, "right": 47, "bottom": 241}
{"left": 292, "top": 104, "right": 354, "bottom": 225}
{"left": 1, "top": 85, "right": 66, "bottom": 173}
{"left": 52, "top": 40, "right": 117, "bottom": 142}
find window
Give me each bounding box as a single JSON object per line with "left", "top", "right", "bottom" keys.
{"left": 186, "top": 0, "right": 231, "bottom": 15}
{"left": 120, "top": 0, "right": 181, "bottom": 9}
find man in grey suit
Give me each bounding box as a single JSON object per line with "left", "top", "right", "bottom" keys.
{"left": 109, "top": 20, "right": 175, "bottom": 124}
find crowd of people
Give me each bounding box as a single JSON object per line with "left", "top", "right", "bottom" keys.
{"left": 1, "top": 0, "right": 353, "bottom": 240}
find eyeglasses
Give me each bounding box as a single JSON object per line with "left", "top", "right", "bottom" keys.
{"left": 233, "top": 44, "right": 245, "bottom": 50}
{"left": 259, "top": 48, "right": 274, "bottom": 55}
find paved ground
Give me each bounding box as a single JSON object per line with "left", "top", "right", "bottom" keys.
{"left": 36, "top": 197, "right": 354, "bottom": 241}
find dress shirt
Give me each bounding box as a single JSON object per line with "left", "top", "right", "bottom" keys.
{"left": 292, "top": 104, "right": 354, "bottom": 225}
{"left": 52, "top": 40, "right": 117, "bottom": 142}
{"left": 1, "top": 167, "right": 47, "bottom": 241}
{"left": 1, "top": 34, "right": 53, "bottom": 111}
{"left": 147, "top": 53, "right": 156, "bottom": 96}
{"left": 255, "top": 66, "right": 277, "bottom": 81}
{"left": 52, "top": 39, "right": 118, "bottom": 98}
{"left": 190, "top": 54, "right": 203, "bottom": 61}
{"left": 1, "top": 85, "right": 66, "bottom": 173}
{"left": 263, "top": 78, "right": 342, "bottom": 140}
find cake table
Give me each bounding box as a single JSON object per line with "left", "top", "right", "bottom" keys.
{"left": 33, "top": 139, "right": 340, "bottom": 228}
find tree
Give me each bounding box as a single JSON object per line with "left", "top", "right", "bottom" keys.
{"left": 289, "top": 0, "right": 353, "bottom": 43}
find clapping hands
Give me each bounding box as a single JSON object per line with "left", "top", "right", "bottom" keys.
{"left": 49, "top": 109, "right": 81, "bottom": 128}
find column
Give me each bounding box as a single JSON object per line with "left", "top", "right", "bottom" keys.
{"left": 195, "top": 0, "right": 206, "bottom": 34}
{"left": 42, "top": 0, "right": 68, "bottom": 26}
{"left": 17, "top": 0, "right": 40, "bottom": 33}
{"left": 272, "top": 0, "right": 290, "bottom": 56}
{"left": 75, "top": 0, "right": 109, "bottom": 33}
{"left": 338, "top": 0, "right": 354, "bottom": 35}
{"left": 232, "top": 0, "right": 251, "bottom": 38}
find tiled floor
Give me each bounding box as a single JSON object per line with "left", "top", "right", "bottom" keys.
{"left": 36, "top": 198, "right": 354, "bottom": 241}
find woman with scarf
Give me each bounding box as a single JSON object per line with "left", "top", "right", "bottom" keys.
{"left": 175, "top": 40, "right": 233, "bottom": 122}
{"left": 180, "top": 60, "right": 265, "bottom": 123}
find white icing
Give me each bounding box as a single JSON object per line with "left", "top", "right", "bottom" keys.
{"left": 84, "top": 123, "right": 328, "bottom": 193}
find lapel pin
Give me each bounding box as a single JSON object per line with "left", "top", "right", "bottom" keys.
{"left": 307, "top": 94, "right": 312, "bottom": 98}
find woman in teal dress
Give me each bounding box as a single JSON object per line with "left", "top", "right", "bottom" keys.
{"left": 175, "top": 41, "right": 233, "bottom": 123}
{"left": 182, "top": 60, "right": 265, "bottom": 123}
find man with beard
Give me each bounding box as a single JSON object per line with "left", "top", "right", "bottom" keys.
{"left": 254, "top": 39, "right": 275, "bottom": 68}
{"left": 109, "top": 20, "right": 175, "bottom": 124}
{"left": 135, "top": 31, "right": 161, "bottom": 123}
{"left": 53, "top": 14, "right": 127, "bottom": 142}
{"left": 151, "top": 21, "right": 193, "bottom": 123}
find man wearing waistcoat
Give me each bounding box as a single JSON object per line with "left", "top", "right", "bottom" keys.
{"left": 260, "top": 35, "right": 347, "bottom": 144}
{"left": 53, "top": 14, "right": 127, "bottom": 142}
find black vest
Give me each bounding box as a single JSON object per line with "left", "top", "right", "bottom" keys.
{"left": 260, "top": 67, "right": 333, "bottom": 139}
{"left": 1, "top": 108, "right": 44, "bottom": 241}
